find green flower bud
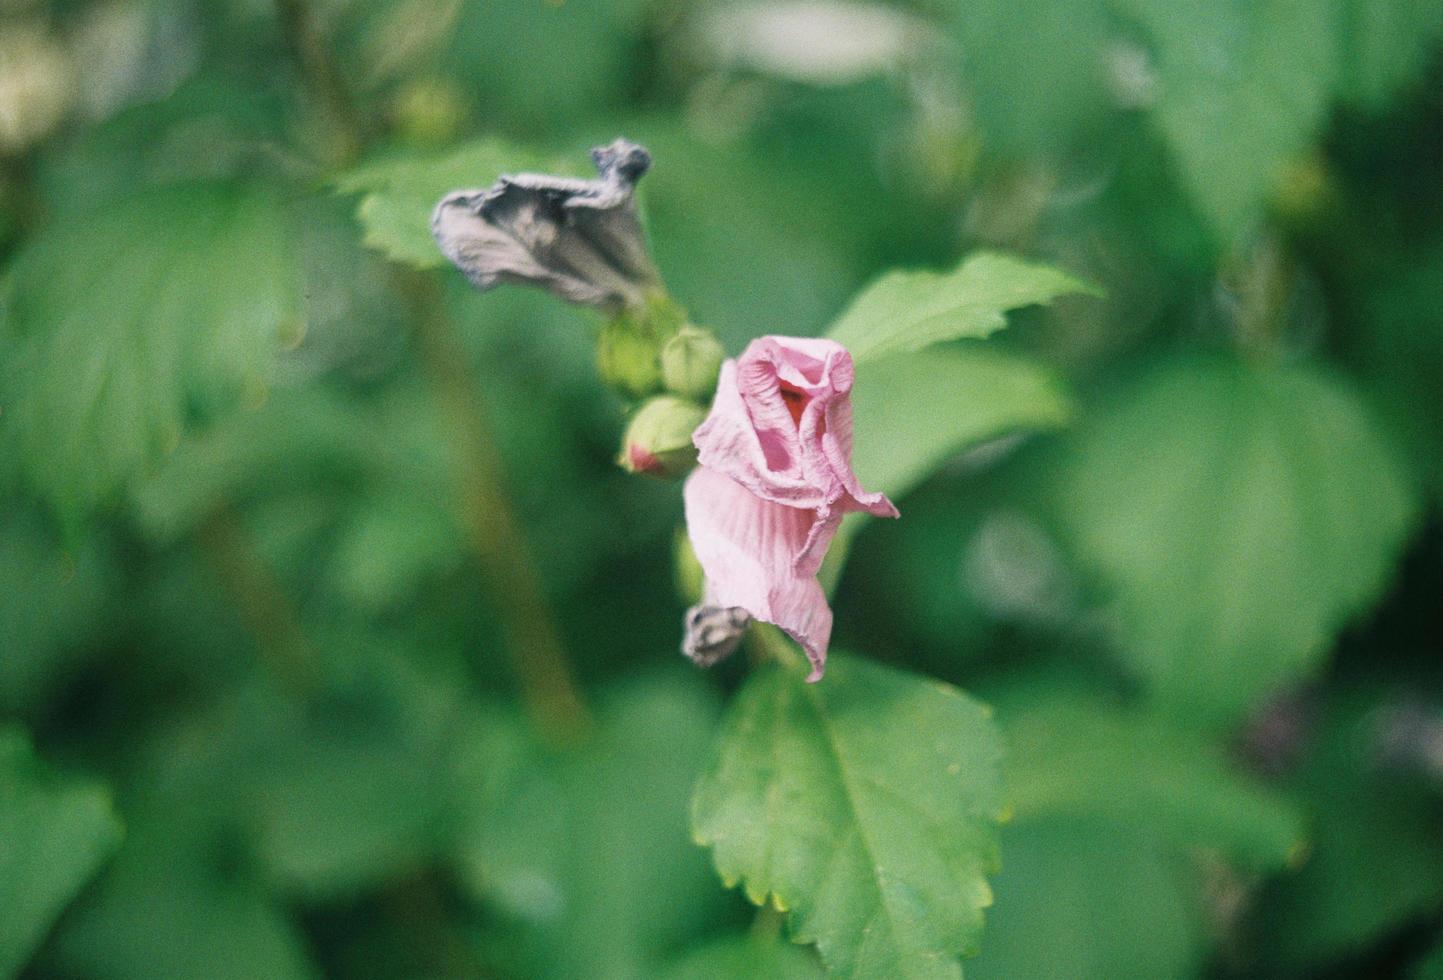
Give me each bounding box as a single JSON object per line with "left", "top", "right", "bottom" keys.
{"left": 597, "top": 316, "right": 663, "bottom": 398}
{"left": 617, "top": 395, "right": 707, "bottom": 479}
{"left": 596, "top": 293, "right": 687, "bottom": 399}
{"left": 660, "top": 325, "right": 725, "bottom": 401}
{"left": 673, "top": 526, "right": 704, "bottom": 604}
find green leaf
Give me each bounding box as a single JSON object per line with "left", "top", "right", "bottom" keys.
{"left": 336, "top": 139, "right": 539, "bottom": 269}
{"left": 1121, "top": 0, "right": 1338, "bottom": 240}
{"left": 0, "top": 508, "right": 114, "bottom": 715}
{"left": 1336, "top": 0, "right": 1443, "bottom": 109}
{"left": 1050, "top": 354, "right": 1419, "bottom": 726}
{"left": 952, "top": 0, "right": 1116, "bottom": 155}
{"left": 0, "top": 183, "right": 300, "bottom": 521}
{"left": 0, "top": 727, "right": 123, "bottom": 979}
{"left": 850, "top": 348, "right": 1072, "bottom": 502}
{"left": 968, "top": 818, "right": 1206, "bottom": 980}
{"left": 820, "top": 347, "right": 1072, "bottom": 594}
{"left": 661, "top": 934, "right": 823, "bottom": 980}
{"left": 691, "top": 655, "right": 1005, "bottom": 980}
{"left": 988, "top": 674, "right": 1304, "bottom": 869}
{"left": 827, "top": 251, "right": 1098, "bottom": 364}
{"left": 452, "top": 672, "right": 729, "bottom": 979}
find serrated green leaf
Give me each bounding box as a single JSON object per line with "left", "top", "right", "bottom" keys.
{"left": 989, "top": 676, "right": 1304, "bottom": 869}
{"left": 0, "top": 727, "right": 123, "bottom": 979}
{"left": 1050, "top": 354, "right": 1419, "bottom": 726}
{"left": 661, "top": 934, "right": 824, "bottom": 980}
{"left": 827, "top": 251, "right": 1098, "bottom": 364}
{"left": 1121, "top": 0, "right": 1338, "bottom": 239}
{"left": 968, "top": 818, "right": 1206, "bottom": 980}
{"left": 691, "top": 656, "right": 1004, "bottom": 980}
{"left": 0, "top": 183, "right": 300, "bottom": 522}
{"left": 452, "top": 672, "right": 728, "bottom": 979}
{"left": 336, "top": 139, "right": 540, "bottom": 268}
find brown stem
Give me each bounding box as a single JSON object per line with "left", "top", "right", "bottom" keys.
{"left": 272, "top": 0, "right": 363, "bottom": 166}
{"left": 403, "top": 271, "right": 591, "bottom": 742}
{"left": 199, "top": 507, "right": 319, "bottom": 695}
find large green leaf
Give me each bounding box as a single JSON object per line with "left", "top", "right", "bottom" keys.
{"left": 692, "top": 655, "right": 1005, "bottom": 979}
{"left": 451, "top": 672, "right": 728, "bottom": 979}
{"left": 0, "top": 727, "right": 123, "bottom": 979}
{"left": 968, "top": 818, "right": 1206, "bottom": 980}
{"left": 336, "top": 139, "right": 539, "bottom": 269}
{"left": 1121, "top": 0, "right": 1338, "bottom": 240}
{"left": 989, "top": 675, "right": 1304, "bottom": 868}
{"left": 850, "top": 347, "right": 1071, "bottom": 502}
{"left": 820, "top": 346, "right": 1072, "bottom": 593}
{"left": 0, "top": 183, "right": 300, "bottom": 521}
{"left": 1050, "top": 354, "right": 1419, "bottom": 726}
{"left": 827, "top": 251, "right": 1098, "bottom": 363}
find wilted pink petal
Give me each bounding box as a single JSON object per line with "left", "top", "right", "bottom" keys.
{"left": 684, "top": 466, "right": 833, "bottom": 679}
{"left": 683, "top": 336, "right": 898, "bottom": 680}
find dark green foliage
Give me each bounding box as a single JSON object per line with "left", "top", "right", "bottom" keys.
{"left": 2, "top": 0, "right": 1442, "bottom": 977}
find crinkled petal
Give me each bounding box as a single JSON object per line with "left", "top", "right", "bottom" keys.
{"left": 430, "top": 138, "right": 658, "bottom": 311}
{"left": 684, "top": 466, "right": 833, "bottom": 680}
{"left": 692, "top": 336, "right": 897, "bottom": 578}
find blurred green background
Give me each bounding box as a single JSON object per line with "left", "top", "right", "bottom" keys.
{"left": 2, "top": 0, "right": 1442, "bottom": 977}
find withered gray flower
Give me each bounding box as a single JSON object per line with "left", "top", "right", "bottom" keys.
{"left": 682, "top": 604, "right": 752, "bottom": 668}
{"left": 431, "top": 138, "right": 660, "bottom": 311}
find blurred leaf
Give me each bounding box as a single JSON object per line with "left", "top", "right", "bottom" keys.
{"left": 452, "top": 672, "right": 728, "bottom": 979}
{"left": 337, "top": 139, "right": 538, "bottom": 268}
{"left": 692, "top": 655, "right": 1004, "bottom": 979}
{"left": 0, "top": 183, "right": 300, "bottom": 522}
{"left": 1355, "top": 243, "right": 1443, "bottom": 505}
{"left": 1252, "top": 683, "right": 1443, "bottom": 972}
{"left": 131, "top": 387, "right": 375, "bottom": 543}
{"left": 850, "top": 347, "right": 1071, "bottom": 501}
{"left": 1418, "top": 936, "right": 1443, "bottom": 980}
{"left": 0, "top": 727, "right": 123, "bottom": 980}
{"left": 988, "top": 675, "right": 1305, "bottom": 868}
{"left": 953, "top": 0, "right": 1116, "bottom": 155}
{"left": 1336, "top": 0, "right": 1443, "bottom": 109}
{"left": 661, "top": 934, "right": 823, "bottom": 980}
{"left": 446, "top": 0, "right": 650, "bottom": 129}
{"left": 1050, "top": 354, "right": 1419, "bottom": 726}
{"left": 1121, "top": 0, "right": 1338, "bottom": 239}
{"left": 821, "top": 346, "right": 1072, "bottom": 594}
{"left": 0, "top": 508, "right": 114, "bottom": 715}
{"left": 968, "top": 818, "right": 1206, "bottom": 980}
{"left": 827, "top": 251, "right": 1099, "bottom": 363}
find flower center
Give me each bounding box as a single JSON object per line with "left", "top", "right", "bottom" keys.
{"left": 779, "top": 381, "right": 809, "bottom": 428}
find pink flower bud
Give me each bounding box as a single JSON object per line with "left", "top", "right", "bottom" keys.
{"left": 683, "top": 336, "right": 898, "bottom": 680}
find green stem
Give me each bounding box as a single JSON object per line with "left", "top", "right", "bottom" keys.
{"left": 272, "top": 0, "right": 363, "bottom": 166}
{"left": 198, "top": 507, "right": 319, "bottom": 696}
{"left": 404, "top": 271, "right": 591, "bottom": 743}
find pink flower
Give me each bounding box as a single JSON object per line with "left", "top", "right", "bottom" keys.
{"left": 683, "top": 336, "right": 898, "bottom": 681}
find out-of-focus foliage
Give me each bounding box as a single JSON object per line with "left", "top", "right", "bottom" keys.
{"left": 2, "top": 0, "right": 1442, "bottom": 978}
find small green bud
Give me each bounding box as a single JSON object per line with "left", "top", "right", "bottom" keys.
{"left": 617, "top": 395, "right": 707, "bottom": 479}
{"left": 660, "top": 325, "right": 725, "bottom": 401}
{"left": 597, "top": 316, "right": 663, "bottom": 397}
{"left": 673, "top": 526, "right": 704, "bottom": 604}
{"left": 596, "top": 292, "right": 688, "bottom": 399}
